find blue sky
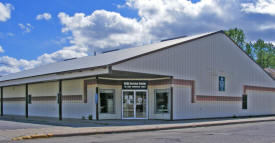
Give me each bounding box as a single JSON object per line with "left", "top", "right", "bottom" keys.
{"left": 0, "top": 0, "right": 134, "bottom": 60}
{"left": 0, "top": 0, "right": 274, "bottom": 75}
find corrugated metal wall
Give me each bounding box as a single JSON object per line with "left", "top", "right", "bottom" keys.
{"left": 113, "top": 33, "right": 275, "bottom": 119}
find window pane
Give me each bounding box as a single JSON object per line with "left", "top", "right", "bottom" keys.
{"left": 100, "top": 90, "right": 115, "bottom": 113}
{"left": 155, "top": 90, "right": 169, "bottom": 113}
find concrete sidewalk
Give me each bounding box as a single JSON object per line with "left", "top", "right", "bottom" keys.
{"left": 0, "top": 116, "right": 274, "bottom": 141}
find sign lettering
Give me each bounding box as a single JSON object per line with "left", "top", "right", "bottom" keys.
{"left": 122, "top": 81, "right": 148, "bottom": 90}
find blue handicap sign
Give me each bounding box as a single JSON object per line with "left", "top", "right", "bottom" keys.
{"left": 219, "top": 76, "right": 225, "bottom": 91}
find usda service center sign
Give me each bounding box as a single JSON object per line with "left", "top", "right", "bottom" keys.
{"left": 122, "top": 81, "right": 148, "bottom": 90}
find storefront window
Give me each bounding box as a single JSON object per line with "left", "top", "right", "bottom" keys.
{"left": 155, "top": 89, "right": 170, "bottom": 113}
{"left": 100, "top": 89, "right": 115, "bottom": 114}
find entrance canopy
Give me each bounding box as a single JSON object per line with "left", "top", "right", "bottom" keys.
{"left": 0, "top": 68, "right": 171, "bottom": 87}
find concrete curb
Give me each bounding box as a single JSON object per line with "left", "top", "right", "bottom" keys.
{"left": 12, "top": 134, "right": 53, "bottom": 141}
{"left": 11, "top": 117, "right": 275, "bottom": 141}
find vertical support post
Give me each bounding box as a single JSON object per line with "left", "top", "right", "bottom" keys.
{"left": 58, "top": 80, "right": 62, "bottom": 120}
{"left": 25, "top": 84, "right": 28, "bottom": 118}
{"left": 96, "top": 76, "right": 99, "bottom": 120}
{"left": 170, "top": 86, "right": 174, "bottom": 121}
{"left": 1, "top": 87, "right": 3, "bottom": 116}
{"left": 147, "top": 89, "right": 149, "bottom": 120}
{"left": 96, "top": 87, "right": 99, "bottom": 120}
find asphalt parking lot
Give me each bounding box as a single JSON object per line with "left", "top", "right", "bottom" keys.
{"left": 0, "top": 120, "right": 54, "bottom": 130}
{"left": 15, "top": 121, "right": 275, "bottom": 143}
{"left": 0, "top": 116, "right": 173, "bottom": 129}
{"left": 1, "top": 116, "right": 275, "bottom": 143}
{"left": 0, "top": 115, "right": 227, "bottom": 129}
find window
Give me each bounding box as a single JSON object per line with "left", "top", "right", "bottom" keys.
{"left": 218, "top": 76, "right": 225, "bottom": 91}
{"left": 242, "top": 94, "right": 247, "bottom": 109}
{"left": 155, "top": 89, "right": 170, "bottom": 113}
{"left": 100, "top": 89, "right": 115, "bottom": 114}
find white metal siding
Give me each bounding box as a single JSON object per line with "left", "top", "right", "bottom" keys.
{"left": 173, "top": 85, "right": 243, "bottom": 119}
{"left": 113, "top": 33, "right": 275, "bottom": 119}
{"left": 247, "top": 90, "right": 275, "bottom": 115}
{"left": 3, "top": 85, "right": 25, "bottom": 116}
{"left": 28, "top": 82, "right": 59, "bottom": 118}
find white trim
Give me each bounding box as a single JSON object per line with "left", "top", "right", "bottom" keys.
{"left": 121, "top": 90, "right": 148, "bottom": 119}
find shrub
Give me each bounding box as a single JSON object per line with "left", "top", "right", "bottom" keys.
{"left": 88, "top": 114, "right": 93, "bottom": 120}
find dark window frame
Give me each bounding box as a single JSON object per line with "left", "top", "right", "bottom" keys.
{"left": 99, "top": 89, "right": 115, "bottom": 114}
{"left": 154, "top": 89, "right": 170, "bottom": 114}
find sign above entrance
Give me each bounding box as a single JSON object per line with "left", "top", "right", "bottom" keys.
{"left": 122, "top": 81, "right": 148, "bottom": 90}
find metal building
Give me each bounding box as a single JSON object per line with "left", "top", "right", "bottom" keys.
{"left": 0, "top": 30, "right": 274, "bottom": 120}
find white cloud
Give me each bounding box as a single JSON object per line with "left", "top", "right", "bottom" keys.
{"left": 37, "top": 45, "right": 88, "bottom": 64}
{"left": 7, "top": 32, "right": 14, "bottom": 37}
{"left": 127, "top": 0, "right": 224, "bottom": 18}
{"left": 58, "top": 10, "right": 151, "bottom": 50}
{"left": 18, "top": 23, "right": 33, "bottom": 33}
{"left": 127, "top": 0, "right": 242, "bottom": 38}
{"left": 259, "top": 24, "right": 275, "bottom": 30}
{"left": 52, "top": 37, "right": 69, "bottom": 45}
{"left": 0, "top": 2, "right": 13, "bottom": 22}
{"left": 57, "top": 0, "right": 241, "bottom": 51}
{"left": 0, "top": 45, "right": 88, "bottom": 75}
{"left": 0, "top": 56, "right": 38, "bottom": 75}
{"left": 0, "top": 45, "right": 4, "bottom": 53}
{"left": 36, "top": 13, "right": 52, "bottom": 20}
{"left": 242, "top": 0, "right": 275, "bottom": 16}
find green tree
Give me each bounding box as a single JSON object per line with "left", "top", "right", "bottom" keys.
{"left": 225, "top": 28, "right": 275, "bottom": 68}
{"left": 225, "top": 28, "right": 246, "bottom": 50}
{"left": 245, "top": 42, "right": 254, "bottom": 59}
{"left": 253, "top": 39, "right": 275, "bottom": 68}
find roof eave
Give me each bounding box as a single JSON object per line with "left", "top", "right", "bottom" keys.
{"left": 0, "top": 66, "right": 110, "bottom": 87}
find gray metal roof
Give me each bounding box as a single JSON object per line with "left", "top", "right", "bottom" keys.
{"left": 0, "top": 31, "right": 222, "bottom": 82}
{"left": 265, "top": 68, "right": 275, "bottom": 79}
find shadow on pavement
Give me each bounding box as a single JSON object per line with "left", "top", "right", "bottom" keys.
{"left": 0, "top": 115, "right": 267, "bottom": 128}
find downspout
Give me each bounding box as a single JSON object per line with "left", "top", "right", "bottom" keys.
{"left": 1, "top": 87, "right": 3, "bottom": 116}
{"left": 58, "top": 80, "right": 62, "bottom": 120}
{"left": 96, "top": 76, "right": 99, "bottom": 120}
{"left": 25, "top": 84, "right": 28, "bottom": 118}
{"left": 170, "top": 76, "right": 174, "bottom": 121}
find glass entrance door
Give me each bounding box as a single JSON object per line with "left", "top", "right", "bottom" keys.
{"left": 122, "top": 90, "right": 148, "bottom": 119}
{"left": 135, "top": 91, "right": 147, "bottom": 118}
{"left": 122, "top": 91, "right": 135, "bottom": 118}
